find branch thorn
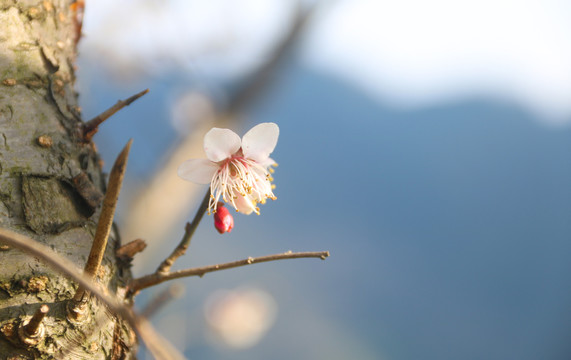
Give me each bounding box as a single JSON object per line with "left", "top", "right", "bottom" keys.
{"left": 71, "top": 139, "right": 132, "bottom": 315}
{"left": 18, "top": 304, "right": 49, "bottom": 346}
{"left": 82, "top": 89, "right": 149, "bottom": 141}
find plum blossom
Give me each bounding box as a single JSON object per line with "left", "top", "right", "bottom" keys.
{"left": 178, "top": 122, "right": 279, "bottom": 215}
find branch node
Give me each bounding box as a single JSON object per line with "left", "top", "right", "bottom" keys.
{"left": 116, "top": 238, "right": 147, "bottom": 261}
{"left": 18, "top": 304, "right": 49, "bottom": 346}
{"left": 66, "top": 298, "right": 90, "bottom": 324}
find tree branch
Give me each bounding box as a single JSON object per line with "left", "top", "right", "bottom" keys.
{"left": 130, "top": 250, "right": 330, "bottom": 292}
{"left": 156, "top": 190, "right": 210, "bottom": 274}
{"left": 0, "top": 228, "right": 185, "bottom": 360}
{"left": 82, "top": 89, "right": 149, "bottom": 141}
{"left": 227, "top": 3, "right": 314, "bottom": 113}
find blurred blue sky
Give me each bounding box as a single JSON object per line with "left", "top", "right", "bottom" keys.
{"left": 78, "top": 1, "right": 571, "bottom": 359}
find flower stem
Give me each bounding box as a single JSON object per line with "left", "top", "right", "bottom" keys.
{"left": 155, "top": 190, "right": 211, "bottom": 274}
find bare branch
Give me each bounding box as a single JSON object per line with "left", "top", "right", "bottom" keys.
{"left": 73, "top": 139, "right": 132, "bottom": 303}
{"left": 130, "top": 251, "right": 330, "bottom": 292}
{"left": 0, "top": 228, "right": 185, "bottom": 360}
{"left": 116, "top": 238, "right": 147, "bottom": 260}
{"left": 156, "top": 190, "right": 210, "bottom": 274}
{"left": 82, "top": 89, "right": 149, "bottom": 141}
{"left": 227, "top": 4, "right": 314, "bottom": 113}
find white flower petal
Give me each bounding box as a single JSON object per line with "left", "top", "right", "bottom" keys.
{"left": 233, "top": 194, "right": 256, "bottom": 215}
{"left": 242, "top": 123, "right": 279, "bottom": 163}
{"left": 204, "top": 128, "right": 241, "bottom": 162}
{"left": 178, "top": 159, "right": 218, "bottom": 184}
{"left": 259, "top": 156, "right": 276, "bottom": 169}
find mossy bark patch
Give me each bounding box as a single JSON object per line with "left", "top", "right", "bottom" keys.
{"left": 22, "top": 176, "right": 91, "bottom": 234}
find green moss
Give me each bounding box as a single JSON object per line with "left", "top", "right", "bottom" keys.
{"left": 7, "top": 165, "right": 32, "bottom": 175}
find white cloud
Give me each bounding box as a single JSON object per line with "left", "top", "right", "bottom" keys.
{"left": 81, "top": 0, "right": 571, "bottom": 122}
{"left": 303, "top": 0, "right": 571, "bottom": 123}
{"left": 81, "top": 0, "right": 294, "bottom": 79}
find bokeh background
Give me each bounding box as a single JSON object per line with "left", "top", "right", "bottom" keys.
{"left": 77, "top": 1, "right": 571, "bottom": 359}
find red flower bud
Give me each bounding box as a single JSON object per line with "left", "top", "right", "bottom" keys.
{"left": 214, "top": 202, "right": 234, "bottom": 234}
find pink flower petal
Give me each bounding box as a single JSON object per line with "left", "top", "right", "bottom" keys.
{"left": 259, "top": 156, "right": 276, "bottom": 168}
{"left": 242, "top": 123, "right": 279, "bottom": 164}
{"left": 233, "top": 194, "right": 257, "bottom": 215}
{"left": 178, "top": 159, "right": 218, "bottom": 184}
{"left": 204, "top": 128, "right": 241, "bottom": 162}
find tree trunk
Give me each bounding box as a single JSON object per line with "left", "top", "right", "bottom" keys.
{"left": 0, "top": 1, "right": 135, "bottom": 358}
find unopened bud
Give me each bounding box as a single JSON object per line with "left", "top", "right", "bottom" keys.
{"left": 214, "top": 202, "right": 234, "bottom": 234}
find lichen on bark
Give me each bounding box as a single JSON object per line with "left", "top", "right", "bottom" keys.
{"left": 0, "top": 1, "right": 136, "bottom": 358}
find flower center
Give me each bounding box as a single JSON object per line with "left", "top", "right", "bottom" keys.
{"left": 209, "top": 155, "right": 276, "bottom": 215}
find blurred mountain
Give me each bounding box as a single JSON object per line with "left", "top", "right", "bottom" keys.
{"left": 82, "top": 60, "right": 571, "bottom": 360}
{"left": 251, "top": 63, "right": 571, "bottom": 360}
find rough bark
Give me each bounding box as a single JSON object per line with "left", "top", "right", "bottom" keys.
{"left": 0, "top": 1, "right": 135, "bottom": 359}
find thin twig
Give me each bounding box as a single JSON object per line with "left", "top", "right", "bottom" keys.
{"left": 227, "top": 3, "right": 313, "bottom": 113}
{"left": 156, "top": 190, "right": 210, "bottom": 274}
{"left": 82, "top": 89, "right": 149, "bottom": 141}
{"left": 73, "top": 139, "right": 132, "bottom": 303}
{"left": 130, "top": 251, "right": 330, "bottom": 292}
{"left": 0, "top": 228, "right": 185, "bottom": 360}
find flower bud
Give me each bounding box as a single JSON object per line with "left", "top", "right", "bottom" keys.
{"left": 214, "top": 202, "right": 234, "bottom": 234}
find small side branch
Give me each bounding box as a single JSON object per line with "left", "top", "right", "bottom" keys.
{"left": 18, "top": 304, "right": 49, "bottom": 345}
{"left": 155, "top": 190, "right": 210, "bottom": 274}
{"left": 82, "top": 89, "right": 149, "bottom": 141}
{"left": 130, "top": 250, "right": 330, "bottom": 292}
{"left": 73, "top": 140, "right": 132, "bottom": 303}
